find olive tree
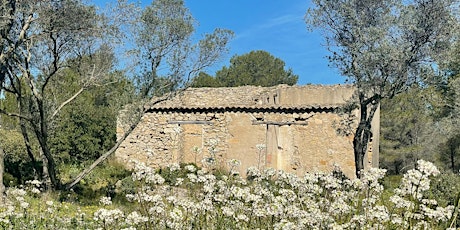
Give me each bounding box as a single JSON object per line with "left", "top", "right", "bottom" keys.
{"left": 306, "top": 0, "right": 458, "bottom": 177}
{"left": 65, "top": 0, "right": 233, "bottom": 189}
{"left": 1, "top": 0, "right": 113, "bottom": 189}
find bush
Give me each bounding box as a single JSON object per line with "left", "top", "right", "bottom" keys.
{"left": 58, "top": 160, "right": 131, "bottom": 205}
{"left": 430, "top": 171, "right": 460, "bottom": 206}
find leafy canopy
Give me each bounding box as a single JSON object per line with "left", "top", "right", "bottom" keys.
{"left": 191, "top": 50, "right": 298, "bottom": 87}
{"left": 306, "top": 0, "right": 458, "bottom": 176}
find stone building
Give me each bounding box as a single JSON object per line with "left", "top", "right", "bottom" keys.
{"left": 115, "top": 84, "right": 379, "bottom": 178}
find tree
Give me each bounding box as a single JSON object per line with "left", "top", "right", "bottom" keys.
{"left": 190, "top": 72, "right": 221, "bottom": 87}
{"left": 0, "top": 148, "right": 3, "bottom": 200}
{"left": 65, "top": 0, "right": 233, "bottom": 189}
{"left": 1, "top": 0, "right": 113, "bottom": 189}
{"left": 438, "top": 133, "right": 460, "bottom": 172}
{"left": 436, "top": 75, "right": 460, "bottom": 172}
{"left": 48, "top": 71, "right": 134, "bottom": 164}
{"left": 1, "top": 88, "right": 42, "bottom": 184}
{"left": 191, "top": 50, "right": 298, "bottom": 87}
{"left": 379, "top": 86, "right": 443, "bottom": 174}
{"left": 306, "top": 0, "right": 457, "bottom": 177}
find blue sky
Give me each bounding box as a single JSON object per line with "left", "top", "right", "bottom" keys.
{"left": 93, "top": 0, "right": 344, "bottom": 85}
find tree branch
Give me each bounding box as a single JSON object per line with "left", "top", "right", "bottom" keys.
{"left": 50, "top": 87, "right": 85, "bottom": 120}
{"left": 0, "top": 13, "right": 33, "bottom": 65}
{"left": 64, "top": 115, "right": 140, "bottom": 190}
{"left": 0, "top": 108, "right": 31, "bottom": 121}
{"left": 64, "top": 92, "right": 177, "bottom": 190}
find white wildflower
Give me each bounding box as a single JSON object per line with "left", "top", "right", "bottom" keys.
{"left": 228, "top": 159, "right": 241, "bottom": 167}
{"left": 185, "top": 164, "right": 196, "bottom": 173}
{"left": 169, "top": 163, "right": 181, "bottom": 172}
{"left": 221, "top": 206, "right": 234, "bottom": 217}
{"left": 146, "top": 173, "right": 165, "bottom": 185}
{"left": 149, "top": 206, "right": 165, "bottom": 215}
{"left": 235, "top": 213, "right": 249, "bottom": 222}
{"left": 30, "top": 187, "right": 41, "bottom": 194}
{"left": 7, "top": 188, "right": 27, "bottom": 197}
{"left": 175, "top": 178, "right": 184, "bottom": 186}
{"left": 207, "top": 138, "right": 219, "bottom": 146}
{"left": 274, "top": 219, "right": 296, "bottom": 230}
{"left": 169, "top": 207, "right": 183, "bottom": 221}
{"left": 369, "top": 205, "right": 389, "bottom": 222}
{"left": 417, "top": 159, "right": 440, "bottom": 176}
{"left": 187, "top": 173, "right": 198, "bottom": 183}
{"left": 94, "top": 208, "right": 124, "bottom": 224}
{"left": 121, "top": 227, "right": 137, "bottom": 230}
{"left": 247, "top": 166, "right": 261, "bottom": 179}
{"left": 256, "top": 143, "right": 266, "bottom": 151}
{"left": 99, "top": 196, "right": 112, "bottom": 206}
{"left": 390, "top": 195, "right": 414, "bottom": 209}
{"left": 20, "top": 201, "right": 29, "bottom": 209}
{"left": 125, "top": 211, "right": 148, "bottom": 225}
{"left": 26, "top": 180, "right": 42, "bottom": 187}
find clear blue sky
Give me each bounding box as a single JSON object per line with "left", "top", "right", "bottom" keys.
{"left": 92, "top": 0, "right": 344, "bottom": 85}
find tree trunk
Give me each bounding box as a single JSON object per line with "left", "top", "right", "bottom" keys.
{"left": 353, "top": 95, "right": 379, "bottom": 178}
{"left": 37, "top": 132, "right": 60, "bottom": 190}
{"left": 20, "top": 119, "right": 36, "bottom": 163}
{"left": 34, "top": 99, "right": 60, "bottom": 190}
{"left": 40, "top": 148, "right": 51, "bottom": 188}
{"left": 0, "top": 147, "right": 5, "bottom": 204}
{"left": 353, "top": 121, "right": 369, "bottom": 178}
{"left": 19, "top": 118, "right": 40, "bottom": 178}
{"left": 450, "top": 145, "right": 455, "bottom": 172}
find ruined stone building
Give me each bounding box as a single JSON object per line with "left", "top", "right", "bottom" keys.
{"left": 115, "top": 85, "right": 379, "bottom": 178}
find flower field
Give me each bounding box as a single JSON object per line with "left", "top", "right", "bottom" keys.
{"left": 0, "top": 160, "right": 458, "bottom": 229}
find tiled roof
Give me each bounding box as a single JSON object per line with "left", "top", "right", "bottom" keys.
{"left": 146, "top": 104, "right": 339, "bottom": 113}
{"left": 146, "top": 84, "right": 354, "bottom": 113}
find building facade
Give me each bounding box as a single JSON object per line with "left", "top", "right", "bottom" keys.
{"left": 115, "top": 85, "right": 379, "bottom": 178}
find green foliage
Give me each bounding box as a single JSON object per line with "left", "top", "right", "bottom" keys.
{"left": 1, "top": 0, "right": 232, "bottom": 191}
{"left": 430, "top": 171, "right": 460, "bottom": 207}
{"left": 134, "top": 0, "right": 233, "bottom": 96}
{"left": 1, "top": 0, "right": 117, "bottom": 189}
{"left": 438, "top": 134, "right": 460, "bottom": 172}
{"left": 380, "top": 86, "right": 443, "bottom": 174}
{"left": 379, "top": 67, "right": 460, "bottom": 174}
{"left": 0, "top": 94, "right": 19, "bottom": 130}
{"left": 0, "top": 61, "right": 134, "bottom": 187}
{"left": 50, "top": 94, "right": 116, "bottom": 163}
{"left": 0, "top": 129, "right": 40, "bottom": 184}
{"left": 44, "top": 65, "right": 134, "bottom": 164}
{"left": 306, "top": 0, "right": 458, "bottom": 175}
{"left": 58, "top": 160, "right": 131, "bottom": 205}
{"left": 435, "top": 76, "right": 460, "bottom": 173}
{"left": 191, "top": 50, "right": 298, "bottom": 87}
{"left": 189, "top": 72, "right": 221, "bottom": 87}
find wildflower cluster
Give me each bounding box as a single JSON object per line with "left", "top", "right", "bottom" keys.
{"left": 0, "top": 180, "right": 90, "bottom": 229}
{"left": 90, "top": 160, "right": 456, "bottom": 229}
{"left": 0, "top": 160, "right": 457, "bottom": 229}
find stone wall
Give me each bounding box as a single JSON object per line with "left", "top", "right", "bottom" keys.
{"left": 115, "top": 84, "right": 379, "bottom": 178}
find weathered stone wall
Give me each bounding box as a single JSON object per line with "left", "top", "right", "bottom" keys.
{"left": 115, "top": 84, "right": 379, "bottom": 178}
{"left": 149, "top": 84, "right": 356, "bottom": 108}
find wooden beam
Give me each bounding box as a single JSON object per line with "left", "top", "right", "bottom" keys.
{"left": 168, "top": 120, "right": 213, "bottom": 125}
{"left": 251, "top": 120, "right": 309, "bottom": 126}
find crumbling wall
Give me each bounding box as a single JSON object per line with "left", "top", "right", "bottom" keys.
{"left": 115, "top": 84, "right": 377, "bottom": 178}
